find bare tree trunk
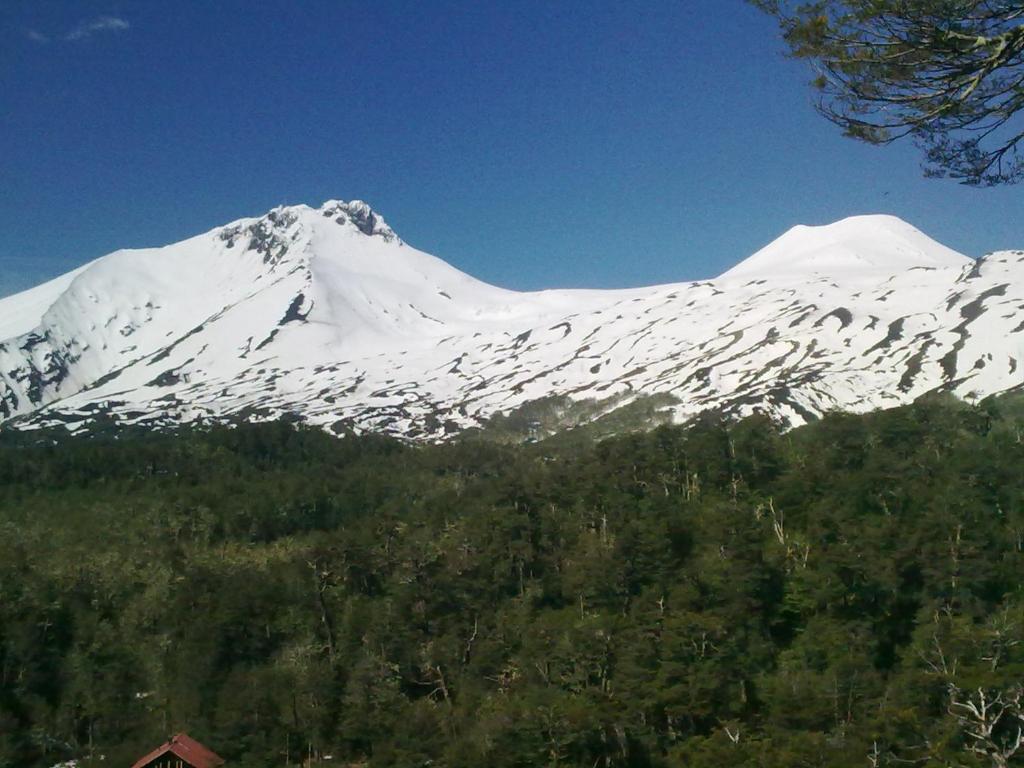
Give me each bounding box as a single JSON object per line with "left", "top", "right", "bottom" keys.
{"left": 309, "top": 558, "right": 336, "bottom": 661}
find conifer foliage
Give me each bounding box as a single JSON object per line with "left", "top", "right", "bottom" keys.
{"left": 754, "top": 0, "right": 1024, "bottom": 185}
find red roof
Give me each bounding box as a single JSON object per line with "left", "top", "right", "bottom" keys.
{"left": 131, "top": 733, "right": 225, "bottom": 768}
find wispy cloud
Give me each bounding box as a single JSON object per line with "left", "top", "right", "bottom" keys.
{"left": 25, "top": 15, "right": 130, "bottom": 44}
{"left": 64, "top": 15, "right": 130, "bottom": 41}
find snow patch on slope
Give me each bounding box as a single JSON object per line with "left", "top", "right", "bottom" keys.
{"left": 0, "top": 262, "right": 95, "bottom": 339}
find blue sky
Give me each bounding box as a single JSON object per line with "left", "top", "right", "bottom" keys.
{"left": 1, "top": 1, "right": 1020, "bottom": 298}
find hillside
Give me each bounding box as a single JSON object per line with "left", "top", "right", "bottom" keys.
{"left": 1, "top": 395, "right": 1022, "bottom": 767}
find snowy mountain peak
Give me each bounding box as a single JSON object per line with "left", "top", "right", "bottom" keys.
{"left": 215, "top": 199, "right": 399, "bottom": 266}
{"left": 0, "top": 203, "right": 1020, "bottom": 439}
{"left": 719, "top": 214, "right": 972, "bottom": 282}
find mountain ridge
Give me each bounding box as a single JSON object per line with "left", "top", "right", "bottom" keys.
{"left": 1, "top": 201, "right": 1021, "bottom": 438}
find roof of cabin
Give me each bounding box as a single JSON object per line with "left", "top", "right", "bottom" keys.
{"left": 130, "top": 733, "right": 225, "bottom": 768}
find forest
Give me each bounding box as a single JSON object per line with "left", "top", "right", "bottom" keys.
{"left": 1, "top": 393, "right": 1022, "bottom": 768}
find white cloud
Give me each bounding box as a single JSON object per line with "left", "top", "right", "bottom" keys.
{"left": 25, "top": 29, "right": 50, "bottom": 43}
{"left": 64, "top": 15, "right": 130, "bottom": 41}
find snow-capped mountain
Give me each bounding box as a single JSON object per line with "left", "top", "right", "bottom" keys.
{"left": 1, "top": 200, "right": 1021, "bottom": 438}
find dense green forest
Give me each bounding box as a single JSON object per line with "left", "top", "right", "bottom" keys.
{"left": 1, "top": 394, "right": 1023, "bottom": 768}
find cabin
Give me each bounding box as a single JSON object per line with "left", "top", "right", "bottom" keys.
{"left": 130, "top": 733, "right": 225, "bottom": 768}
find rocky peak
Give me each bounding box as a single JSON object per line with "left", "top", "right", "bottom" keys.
{"left": 216, "top": 206, "right": 304, "bottom": 267}
{"left": 319, "top": 199, "right": 400, "bottom": 243}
